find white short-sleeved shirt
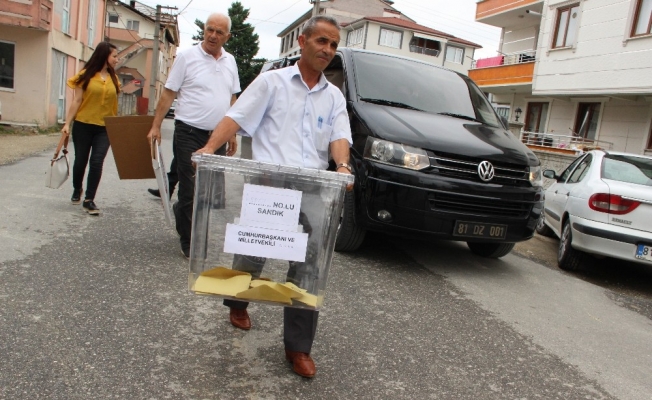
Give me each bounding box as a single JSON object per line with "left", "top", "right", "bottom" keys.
{"left": 165, "top": 44, "right": 240, "bottom": 131}
{"left": 227, "top": 63, "right": 352, "bottom": 170}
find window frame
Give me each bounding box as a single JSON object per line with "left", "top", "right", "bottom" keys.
{"left": 378, "top": 28, "right": 402, "bottom": 49}
{"left": 552, "top": 3, "right": 580, "bottom": 49}
{"left": 62, "top": 0, "right": 70, "bottom": 34}
{"left": 524, "top": 102, "right": 549, "bottom": 133}
{"left": 632, "top": 0, "right": 652, "bottom": 37}
{"left": 87, "top": 0, "right": 96, "bottom": 45}
{"left": 108, "top": 13, "right": 119, "bottom": 24}
{"left": 444, "top": 45, "right": 464, "bottom": 64}
{"left": 126, "top": 20, "right": 140, "bottom": 32}
{"left": 0, "top": 40, "right": 15, "bottom": 90}
{"left": 574, "top": 102, "right": 601, "bottom": 139}
{"left": 347, "top": 27, "right": 364, "bottom": 47}
{"left": 646, "top": 122, "right": 652, "bottom": 150}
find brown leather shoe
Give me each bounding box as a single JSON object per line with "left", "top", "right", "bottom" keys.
{"left": 229, "top": 308, "right": 251, "bottom": 330}
{"left": 285, "top": 350, "right": 316, "bottom": 378}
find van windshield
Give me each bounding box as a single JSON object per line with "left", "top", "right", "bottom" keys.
{"left": 352, "top": 52, "right": 502, "bottom": 128}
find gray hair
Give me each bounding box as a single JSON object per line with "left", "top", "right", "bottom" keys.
{"left": 206, "top": 12, "right": 232, "bottom": 32}
{"left": 302, "top": 15, "right": 340, "bottom": 37}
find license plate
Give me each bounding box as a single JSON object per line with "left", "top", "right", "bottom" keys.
{"left": 453, "top": 221, "right": 507, "bottom": 240}
{"left": 635, "top": 244, "right": 652, "bottom": 262}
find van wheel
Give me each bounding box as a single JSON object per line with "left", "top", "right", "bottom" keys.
{"left": 334, "top": 190, "right": 366, "bottom": 252}
{"left": 558, "top": 219, "right": 584, "bottom": 271}
{"left": 535, "top": 214, "right": 554, "bottom": 237}
{"left": 467, "top": 242, "right": 515, "bottom": 258}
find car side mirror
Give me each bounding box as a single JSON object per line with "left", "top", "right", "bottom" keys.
{"left": 543, "top": 170, "right": 557, "bottom": 180}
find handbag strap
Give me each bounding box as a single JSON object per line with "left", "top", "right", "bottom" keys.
{"left": 53, "top": 134, "right": 70, "bottom": 160}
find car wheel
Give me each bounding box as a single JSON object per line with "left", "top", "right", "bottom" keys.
{"left": 557, "top": 219, "right": 584, "bottom": 271}
{"left": 535, "top": 213, "right": 554, "bottom": 237}
{"left": 467, "top": 242, "right": 515, "bottom": 258}
{"left": 334, "top": 189, "right": 366, "bottom": 252}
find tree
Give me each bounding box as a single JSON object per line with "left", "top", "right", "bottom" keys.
{"left": 192, "top": 2, "right": 266, "bottom": 92}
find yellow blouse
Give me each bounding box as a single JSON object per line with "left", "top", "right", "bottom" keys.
{"left": 67, "top": 70, "right": 120, "bottom": 126}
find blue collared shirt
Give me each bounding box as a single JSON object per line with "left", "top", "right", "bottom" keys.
{"left": 227, "top": 63, "right": 352, "bottom": 170}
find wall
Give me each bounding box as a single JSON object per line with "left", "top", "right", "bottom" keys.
{"left": 597, "top": 99, "right": 652, "bottom": 153}
{"left": 363, "top": 23, "right": 473, "bottom": 73}
{"left": 533, "top": 149, "right": 578, "bottom": 189}
{"left": 0, "top": 27, "right": 49, "bottom": 125}
{"left": 534, "top": 0, "right": 652, "bottom": 95}
{"left": 502, "top": 25, "right": 538, "bottom": 54}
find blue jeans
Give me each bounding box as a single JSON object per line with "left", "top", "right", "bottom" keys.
{"left": 173, "top": 120, "right": 226, "bottom": 252}
{"left": 71, "top": 121, "right": 110, "bottom": 201}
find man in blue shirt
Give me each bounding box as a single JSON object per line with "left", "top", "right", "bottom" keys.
{"left": 196, "top": 15, "right": 352, "bottom": 378}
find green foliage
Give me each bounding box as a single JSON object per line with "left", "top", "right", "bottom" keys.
{"left": 193, "top": 2, "right": 267, "bottom": 92}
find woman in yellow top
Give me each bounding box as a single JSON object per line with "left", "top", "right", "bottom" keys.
{"left": 61, "top": 42, "right": 120, "bottom": 215}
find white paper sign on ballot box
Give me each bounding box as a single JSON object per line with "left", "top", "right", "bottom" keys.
{"left": 224, "top": 184, "right": 309, "bottom": 262}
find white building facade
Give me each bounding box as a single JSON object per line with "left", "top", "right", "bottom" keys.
{"left": 471, "top": 0, "right": 652, "bottom": 155}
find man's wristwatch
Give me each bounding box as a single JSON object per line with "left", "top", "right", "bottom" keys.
{"left": 336, "top": 162, "right": 352, "bottom": 172}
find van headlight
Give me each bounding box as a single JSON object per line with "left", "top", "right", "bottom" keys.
{"left": 529, "top": 166, "right": 543, "bottom": 187}
{"left": 364, "top": 138, "right": 430, "bottom": 170}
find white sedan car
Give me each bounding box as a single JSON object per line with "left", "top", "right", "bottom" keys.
{"left": 537, "top": 150, "right": 652, "bottom": 270}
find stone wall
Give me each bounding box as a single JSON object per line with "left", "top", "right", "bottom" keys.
{"left": 532, "top": 149, "right": 579, "bottom": 189}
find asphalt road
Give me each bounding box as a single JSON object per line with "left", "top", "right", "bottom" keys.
{"left": 1, "top": 119, "right": 651, "bottom": 399}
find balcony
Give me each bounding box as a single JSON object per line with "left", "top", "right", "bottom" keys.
{"left": 409, "top": 45, "right": 440, "bottom": 58}
{"left": 0, "top": 0, "right": 52, "bottom": 31}
{"left": 476, "top": 0, "right": 543, "bottom": 29}
{"left": 520, "top": 131, "right": 614, "bottom": 155}
{"left": 468, "top": 51, "right": 535, "bottom": 93}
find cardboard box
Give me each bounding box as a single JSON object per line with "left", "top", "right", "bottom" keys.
{"left": 104, "top": 115, "right": 155, "bottom": 179}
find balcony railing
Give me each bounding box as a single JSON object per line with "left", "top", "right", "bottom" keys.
{"left": 0, "top": 0, "right": 52, "bottom": 31}
{"left": 472, "top": 50, "right": 536, "bottom": 69}
{"left": 519, "top": 131, "right": 614, "bottom": 153}
{"left": 409, "top": 45, "right": 440, "bottom": 57}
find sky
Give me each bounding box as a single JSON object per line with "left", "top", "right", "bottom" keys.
{"left": 134, "top": 0, "right": 502, "bottom": 60}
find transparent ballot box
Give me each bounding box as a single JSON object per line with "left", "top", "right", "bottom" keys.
{"left": 189, "top": 154, "right": 354, "bottom": 310}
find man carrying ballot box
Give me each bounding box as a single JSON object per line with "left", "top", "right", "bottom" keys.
{"left": 195, "top": 15, "right": 352, "bottom": 378}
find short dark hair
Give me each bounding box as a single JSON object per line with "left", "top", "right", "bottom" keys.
{"left": 302, "top": 15, "right": 340, "bottom": 38}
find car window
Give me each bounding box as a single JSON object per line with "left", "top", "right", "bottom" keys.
{"left": 602, "top": 154, "right": 652, "bottom": 186}
{"left": 567, "top": 154, "right": 592, "bottom": 184}
{"left": 351, "top": 52, "right": 502, "bottom": 128}
{"left": 559, "top": 154, "right": 586, "bottom": 182}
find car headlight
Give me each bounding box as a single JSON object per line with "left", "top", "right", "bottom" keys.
{"left": 364, "top": 138, "right": 430, "bottom": 170}
{"left": 529, "top": 166, "right": 543, "bottom": 187}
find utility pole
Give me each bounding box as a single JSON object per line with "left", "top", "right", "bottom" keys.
{"left": 148, "top": 4, "right": 178, "bottom": 115}
{"left": 311, "top": 0, "right": 319, "bottom": 16}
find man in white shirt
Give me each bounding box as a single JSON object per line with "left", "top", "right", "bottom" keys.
{"left": 196, "top": 15, "right": 352, "bottom": 379}
{"left": 147, "top": 12, "right": 240, "bottom": 258}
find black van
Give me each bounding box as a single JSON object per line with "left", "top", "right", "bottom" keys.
{"left": 261, "top": 48, "right": 544, "bottom": 258}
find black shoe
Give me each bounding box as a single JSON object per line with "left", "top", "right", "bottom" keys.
{"left": 148, "top": 187, "right": 175, "bottom": 199}
{"left": 181, "top": 248, "right": 189, "bottom": 259}
{"left": 83, "top": 200, "right": 100, "bottom": 215}
{"left": 71, "top": 188, "right": 83, "bottom": 205}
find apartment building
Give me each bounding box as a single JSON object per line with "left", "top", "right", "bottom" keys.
{"left": 277, "top": 0, "right": 481, "bottom": 74}
{"left": 470, "top": 0, "right": 652, "bottom": 155}
{"left": 105, "top": 1, "right": 178, "bottom": 114}
{"left": 0, "top": 0, "right": 106, "bottom": 126}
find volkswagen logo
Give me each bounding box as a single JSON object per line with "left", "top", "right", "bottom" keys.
{"left": 477, "top": 161, "right": 495, "bottom": 182}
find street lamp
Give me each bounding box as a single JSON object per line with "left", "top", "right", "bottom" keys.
{"left": 514, "top": 107, "right": 522, "bottom": 122}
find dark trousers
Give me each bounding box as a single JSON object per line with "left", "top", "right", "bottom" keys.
{"left": 224, "top": 255, "right": 319, "bottom": 354}
{"left": 167, "top": 156, "right": 178, "bottom": 192}
{"left": 173, "top": 120, "right": 226, "bottom": 252}
{"left": 223, "top": 183, "right": 324, "bottom": 354}
{"left": 71, "top": 120, "right": 111, "bottom": 201}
